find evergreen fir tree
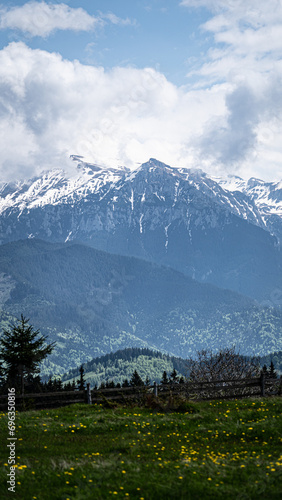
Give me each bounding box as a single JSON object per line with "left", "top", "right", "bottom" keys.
{"left": 269, "top": 361, "right": 277, "bottom": 379}
{"left": 160, "top": 370, "right": 169, "bottom": 385}
{"left": 122, "top": 378, "right": 129, "bottom": 387}
{"left": 25, "top": 374, "right": 43, "bottom": 393}
{"left": 64, "top": 381, "right": 72, "bottom": 391}
{"left": 262, "top": 364, "right": 269, "bottom": 376}
{"left": 78, "top": 365, "right": 86, "bottom": 390}
{"left": 106, "top": 380, "right": 115, "bottom": 388}
{"left": 0, "top": 315, "right": 55, "bottom": 395}
{"left": 130, "top": 370, "right": 144, "bottom": 387}
{"left": 170, "top": 368, "right": 179, "bottom": 384}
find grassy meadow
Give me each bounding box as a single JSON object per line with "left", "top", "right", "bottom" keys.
{"left": 0, "top": 397, "right": 281, "bottom": 499}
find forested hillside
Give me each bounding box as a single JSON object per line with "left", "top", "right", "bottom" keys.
{"left": 61, "top": 347, "right": 282, "bottom": 388}
{"left": 61, "top": 347, "right": 187, "bottom": 386}
{"left": 0, "top": 239, "right": 282, "bottom": 376}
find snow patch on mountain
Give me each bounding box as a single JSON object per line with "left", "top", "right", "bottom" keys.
{"left": 213, "top": 173, "right": 282, "bottom": 240}
{"left": 0, "top": 158, "right": 129, "bottom": 214}
{"left": 214, "top": 175, "right": 282, "bottom": 216}
{"left": 0, "top": 156, "right": 281, "bottom": 242}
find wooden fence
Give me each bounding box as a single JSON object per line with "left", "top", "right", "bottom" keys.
{"left": 89, "top": 373, "right": 281, "bottom": 405}
{"left": 0, "top": 374, "right": 281, "bottom": 411}
{"left": 0, "top": 389, "right": 86, "bottom": 411}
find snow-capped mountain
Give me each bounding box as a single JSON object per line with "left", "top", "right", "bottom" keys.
{"left": 0, "top": 157, "right": 129, "bottom": 212}
{"left": 0, "top": 157, "right": 279, "bottom": 237}
{"left": 0, "top": 157, "right": 282, "bottom": 302}
{"left": 214, "top": 174, "right": 282, "bottom": 244}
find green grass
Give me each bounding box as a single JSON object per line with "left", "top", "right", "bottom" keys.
{"left": 0, "top": 397, "right": 281, "bottom": 499}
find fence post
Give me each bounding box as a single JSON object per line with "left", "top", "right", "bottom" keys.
{"left": 153, "top": 382, "right": 158, "bottom": 397}
{"left": 87, "top": 383, "right": 92, "bottom": 404}
{"left": 260, "top": 371, "right": 265, "bottom": 397}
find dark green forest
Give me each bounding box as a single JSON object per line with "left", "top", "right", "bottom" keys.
{"left": 61, "top": 347, "right": 188, "bottom": 387}
{"left": 0, "top": 239, "right": 281, "bottom": 377}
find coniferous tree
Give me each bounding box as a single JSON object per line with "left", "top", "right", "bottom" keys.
{"left": 160, "top": 370, "right": 169, "bottom": 385}
{"left": 170, "top": 368, "right": 179, "bottom": 384}
{"left": 78, "top": 365, "right": 86, "bottom": 390}
{"left": 0, "top": 315, "right": 55, "bottom": 395}
{"left": 106, "top": 380, "right": 115, "bottom": 388}
{"left": 24, "top": 374, "right": 42, "bottom": 393}
{"left": 122, "top": 378, "right": 129, "bottom": 387}
{"left": 269, "top": 361, "right": 277, "bottom": 379}
{"left": 64, "top": 381, "right": 72, "bottom": 391}
{"left": 262, "top": 364, "right": 269, "bottom": 376}
{"left": 130, "top": 370, "right": 144, "bottom": 387}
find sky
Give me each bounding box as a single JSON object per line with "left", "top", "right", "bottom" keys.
{"left": 0, "top": 1, "right": 282, "bottom": 182}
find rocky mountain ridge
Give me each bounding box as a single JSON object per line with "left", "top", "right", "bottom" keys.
{"left": 1, "top": 157, "right": 281, "bottom": 237}
{"left": 0, "top": 158, "right": 282, "bottom": 302}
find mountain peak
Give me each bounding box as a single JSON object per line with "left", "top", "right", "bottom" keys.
{"left": 140, "top": 158, "right": 173, "bottom": 170}
{"left": 70, "top": 154, "right": 129, "bottom": 175}
{"left": 1, "top": 157, "right": 282, "bottom": 244}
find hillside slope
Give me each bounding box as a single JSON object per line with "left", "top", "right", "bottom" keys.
{"left": 0, "top": 239, "right": 281, "bottom": 376}
{"left": 61, "top": 347, "right": 188, "bottom": 387}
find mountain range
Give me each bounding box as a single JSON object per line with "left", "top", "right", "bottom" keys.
{"left": 0, "top": 158, "right": 282, "bottom": 376}
{"left": 1, "top": 158, "right": 282, "bottom": 304}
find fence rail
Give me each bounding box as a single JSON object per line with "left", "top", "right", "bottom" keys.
{"left": 89, "top": 375, "right": 281, "bottom": 403}
{"left": 0, "top": 375, "right": 280, "bottom": 411}
{"left": 0, "top": 389, "right": 85, "bottom": 411}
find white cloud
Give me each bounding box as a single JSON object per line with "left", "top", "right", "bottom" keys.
{"left": 0, "top": 1, "right": 281, "bottom": 183}
{"left": 203, "top": 4, "right": 282, "bottom": 57}
{"left": 0, "top": 2, "right": 135, "bottom": 38}
{"left": 99, "top": 12, "right": 135, "bottom": 27}
{"left": 180, "top": 0, "right": 238, "bottom": 12}
{"left": 180, "top": 0, "right": 282, "bottom": 178}
{"left": 0, "top": 1, "right": 98, "bottom": 37}
{"left": 0, "top": 42, "right": 227, "bottom": 182}
{"left": 1, "top": 3, "right": 282, "bottom": 184}
{"left": 182, "top": 0, "right": 282, "bottom": 84}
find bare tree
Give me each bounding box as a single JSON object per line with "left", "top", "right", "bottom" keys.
{"left": 187, "top": 346, "right": 260, "bottom": 382}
